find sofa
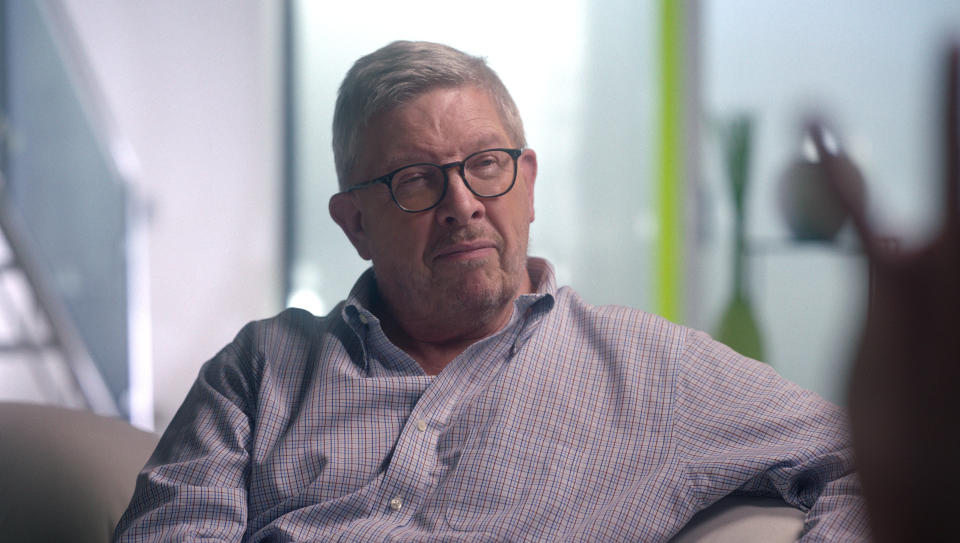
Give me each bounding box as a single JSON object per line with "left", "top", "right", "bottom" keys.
{"left": 0, "top": 402, "right": 803, "bottom": 542}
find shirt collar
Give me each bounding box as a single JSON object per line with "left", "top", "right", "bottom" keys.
{"left": 502, "top": 257, "right": 556, "bottom": 329}
{"left": 341, "top": 267, "right": 381, "bottom": 339}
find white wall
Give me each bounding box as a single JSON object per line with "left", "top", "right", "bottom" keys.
{"left": 695, "top": 0, "right": 960, "bottom": 404}
{"left": 61, "top": 0, "right": 282, "bottom": 431}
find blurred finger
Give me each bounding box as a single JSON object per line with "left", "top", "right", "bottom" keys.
{"left": 807, "top": 120, "right": 881, "bottom": 257}
{"left": 945, "top": 44, "right": 959, "bottom": 226}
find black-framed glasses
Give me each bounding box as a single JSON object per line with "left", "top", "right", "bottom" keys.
{"left": 345, "top": 148, "right": 523, "bottom": 213}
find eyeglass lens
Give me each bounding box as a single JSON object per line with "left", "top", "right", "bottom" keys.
{"left": 391, "top": 149, "right": 517, "bottom": 211}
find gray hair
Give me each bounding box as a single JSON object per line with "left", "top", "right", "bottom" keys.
{"left": 332, "top": 40, "right": 526, "bottom": 190}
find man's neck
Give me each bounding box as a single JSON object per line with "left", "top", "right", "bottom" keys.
{"left": 375, "top": 296, "right": 518, "bottom": 376}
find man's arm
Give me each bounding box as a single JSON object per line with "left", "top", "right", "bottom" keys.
{"left": 113, "top": 323, "right": 261, "bottom": 542}
{"left": 675, "top": 332, "right": 869, "bottom": 541}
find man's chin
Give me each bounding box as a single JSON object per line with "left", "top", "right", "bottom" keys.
{"left": 452, "top": 270, "right": 520, "bottom": 312}
{"left": 432, "top": 251, "right": 494, "bottom": 270}
{"left": 430, "top": 255, "right": 500, "bottom": 286}
{"left": 428, "top": 253, "right": 526, "bottom": 310}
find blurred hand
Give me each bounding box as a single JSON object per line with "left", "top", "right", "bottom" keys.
{"left": 811, "top": 44, "right": 960, "bottom": 542}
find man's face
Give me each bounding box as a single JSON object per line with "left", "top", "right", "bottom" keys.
{"left": 330, "top": 85, "right": 537, "bottom": 330}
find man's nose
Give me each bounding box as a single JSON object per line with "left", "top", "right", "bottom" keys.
{"left": 435, "top": 168, "right": 484, "bottom": 225}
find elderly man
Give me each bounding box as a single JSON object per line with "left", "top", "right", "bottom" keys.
{"left": 115, "top": 41, "right": 867, "bottom": 541}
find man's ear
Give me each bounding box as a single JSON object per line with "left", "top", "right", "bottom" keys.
{"left": 519, "top": 148, "right": 538, "bottom": 223}
{"left": 329, "top": 192, "right": 372, "bottom": 260}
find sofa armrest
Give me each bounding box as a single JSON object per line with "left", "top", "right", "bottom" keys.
{"left": 0, "top": 402, "right": 159, "bottom": 543}
{"left": 671, "top": 496, "right": 804, "bottom": 542}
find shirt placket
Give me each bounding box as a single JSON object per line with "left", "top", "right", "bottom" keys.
{"left": 371, "top": 310, "right": 534, "bottom": 532}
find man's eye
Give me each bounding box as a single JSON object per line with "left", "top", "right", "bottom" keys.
{"left": 396, "top": 174, "right": 427, "bottom": 187}
{"left": 472, "top": 156, "right": 499, "bottom": 169}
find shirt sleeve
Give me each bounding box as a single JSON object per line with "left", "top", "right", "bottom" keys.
{"left": 674, "top": 329, "right": 871, "bottom": 542}
{"left": 113, "top": 322, "right": 262, "bottom": 543}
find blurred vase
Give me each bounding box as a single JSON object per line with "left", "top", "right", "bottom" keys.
{"left": 714, "top": 116, "right": 765, "bottom": 361}
{"left": 778, "top": 141, "right": 866, "bottom": 241}
{"left": 716, "top": 242, "right": 765, "bottom": 361}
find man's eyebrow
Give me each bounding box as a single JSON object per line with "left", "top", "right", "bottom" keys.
{"left": 469, "top": 133, "right": 511, "bottom": 151}
{"left": 380, "top": 135, "right": 512, "bottom": 170}
{"left": 370, "top": 153, "right": 432, "bottom": 177}
{"left": 381, "top": 152, "right": 432, "bottom": 168}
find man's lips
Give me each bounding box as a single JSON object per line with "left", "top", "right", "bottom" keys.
{"left": 433, "top": 240, "right": 497, "bottom": 260}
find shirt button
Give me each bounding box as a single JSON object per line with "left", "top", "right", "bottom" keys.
{"left": 359, "top": 314, "right": 368, "bottom": 325}
{"left": 389, "top": 496, "right": 403, "bottom": 511}
{"left": 416, "top": 419, "right": 427, "bottom": 432}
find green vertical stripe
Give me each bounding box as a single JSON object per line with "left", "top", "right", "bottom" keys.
{"left": 657, "top": 0, "right": 684, "bottom": 323}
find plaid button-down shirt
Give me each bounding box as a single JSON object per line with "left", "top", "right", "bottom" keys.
{"left": 115, "top": 258, "right": 867, "bottom": 542}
